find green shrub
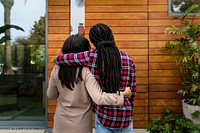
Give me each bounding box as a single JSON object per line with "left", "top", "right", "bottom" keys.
{"left": 146, "top": 108, "right": 200, "bottom": 133}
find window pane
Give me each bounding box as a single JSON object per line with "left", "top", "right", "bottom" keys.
{"left": 70, "top": 0, "right": 85, "bottom": 35}
{"left": 169, "top": 0, "right": 200, "bottom": 15}
{"left": 0, "top": 0, "right": 46, "bottom": 127}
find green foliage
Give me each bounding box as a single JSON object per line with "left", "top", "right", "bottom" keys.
{"left": 0, "top": 24, "right": 24, "bottom": 43}
{"left": 29, "top": 16, "right": 45, "bottom": 45}
{"left": 30, "top": 45, "right": 45, "bottom": 72}
{"left": 192, "top": 111, "right": 200, "bottom": 120}
{"left": 29, "top": 16, "right": 45, "bottom": 73}
{"left": 146, "top": 108, "right": 200, "bottom": 133}
{"left": 0, "top": 44, "right": 5, "bottom": 63}
{"left": 160, "top": 4, "right": 200, "bottom": 105}
{"left": 14, "top": 16, "right": 46, "bottom": 73}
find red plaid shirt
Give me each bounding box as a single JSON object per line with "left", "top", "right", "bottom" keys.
{"left": 54, "top": 49, "right": 136, "bottom": 129}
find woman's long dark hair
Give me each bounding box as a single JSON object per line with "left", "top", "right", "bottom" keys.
{"left": 58, "top": 34, "right": 91, "bottom": 90}
{"left": 89, "top": 23, "right": 121, "bottom": 93}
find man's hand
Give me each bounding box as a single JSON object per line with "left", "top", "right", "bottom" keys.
{"left": 122, "top": 87, "right": 131, "bottom": 98}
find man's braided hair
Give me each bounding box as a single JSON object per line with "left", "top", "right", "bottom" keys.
{"left": 89, "top": 23, "right": 121, "bottom": 93}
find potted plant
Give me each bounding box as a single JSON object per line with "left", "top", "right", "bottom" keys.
{"left": 160, "top": 4, "right": 200, "bottom": 124}
{"left": 146, "top": 108, "right": 200, "bottom": 133}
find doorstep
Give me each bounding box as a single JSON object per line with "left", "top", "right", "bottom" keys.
{"left": 0, "top": 130, "right": 45, "bottom": 133}
{"left": 0, "top": 129, "right": 149, "bottom": 133}
{"left": 93, "top": 129, "right": 149, "bottom": 133}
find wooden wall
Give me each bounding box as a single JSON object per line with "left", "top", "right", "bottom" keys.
{"left": 148, "top": 0, "right": 183, "bottom": 120}
{"left": 47, "top": 0, "right": 200, "bottom": 129}
{"left": 48, "top": 0, "right": 70, "bottom": 128}
{"left": 85, "top": 0, "right": 149, "bottom": 128}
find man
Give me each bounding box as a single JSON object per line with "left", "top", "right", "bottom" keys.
{"left": 54, "top": 23, "right": 136, "bottom": 132}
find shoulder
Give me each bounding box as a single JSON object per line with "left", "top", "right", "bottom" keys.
{"left": 119, "top": 50, "right": 134, "bottom": 62}
{"left": 82, "top": 67, "right": 90, "bottom": 74}
{"left": 51, "top": 65, "right": 60, "bottom": 78}
{"left": 119, "top": 50, "right": 130, "bottom": 57}
{"left": 53, "top": 64, "right": 60, "bottom": 71}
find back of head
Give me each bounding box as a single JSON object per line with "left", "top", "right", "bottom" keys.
{"left": 62, "top": 34, "right": 90, "bottom": 54}
{"left": 89, "top": 23, "right": 114, "bottom": 46}
{"left": 59, "top": 34, "right": 90, "bottom": 90}
{"left": 89, "top": 23, "right": 121, "bottom": 93}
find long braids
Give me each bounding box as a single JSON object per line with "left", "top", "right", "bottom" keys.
{"left": 89, "top": 23, "right": 121, "bottom": 93}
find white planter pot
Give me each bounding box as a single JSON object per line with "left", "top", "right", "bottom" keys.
{"left": 182, "top": 99, "right": 200, "bottom": 124}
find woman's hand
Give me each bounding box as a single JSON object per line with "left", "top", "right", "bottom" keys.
{"left": 122, "top": 87, "right": 131, "bottom": 98}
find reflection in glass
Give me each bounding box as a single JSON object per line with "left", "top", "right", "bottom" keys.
{"left": 70, "top": 0, "right": 85, "bottom": 35}
{"left": 0, "top": 64, "right": 3, "bottom": 74}
{"left": 169, "top": 0, "right": 200, "bottom": 15}
{"left": 0, "top": 0, "right": 46, "bottom": 127}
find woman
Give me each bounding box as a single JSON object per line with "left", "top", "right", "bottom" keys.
{"left": 47, "top": 34, "right": 131, "bottom": 133}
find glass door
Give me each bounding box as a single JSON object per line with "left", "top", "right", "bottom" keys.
{"left": 0, "top": 0, "right": 47, "bottom": 128}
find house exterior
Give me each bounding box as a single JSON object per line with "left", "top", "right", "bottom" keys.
{"left": 1, "top": 0, "right": 200, "bottom": 131}
{"left": 47, "top": 0, "right": 200, "bottom": 129}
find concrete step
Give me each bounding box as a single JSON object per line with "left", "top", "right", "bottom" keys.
{"left": 0, "top": 129, "right": 149, "bottom": 133}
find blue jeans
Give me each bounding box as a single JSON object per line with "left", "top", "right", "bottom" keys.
{"left": 95, "top": 114, "right": 134, "bottom": 133}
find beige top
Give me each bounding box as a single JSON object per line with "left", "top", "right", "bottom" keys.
{"left": 47, "top": 65, "right": 124, "bottom": 133}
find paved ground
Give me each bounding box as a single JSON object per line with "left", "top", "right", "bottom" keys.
{"left": 0, "top": 129, "right": 149, "bottom": 133}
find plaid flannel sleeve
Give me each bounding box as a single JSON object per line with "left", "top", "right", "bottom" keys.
{"left": 53, "top": 51, "right": 91, "bottom": 66}
{"left": 130, "top": 62, "right": 136, "bottom": 106}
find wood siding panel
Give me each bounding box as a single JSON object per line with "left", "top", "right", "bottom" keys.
{"left": 85, "top": 0, "right": 148, "bottom": 128}
{"left": 47, "top": 0, "right": 70, "bottom": 128}
{"left": 86, "top": 6, "right": 147, "bottom": 12}
{"left": 149, "top": 77, "right": 181, "bottom": 84}
{"left": 149, "top": 41, "right": 167, "bottom": 48}
{"left": 149, "top": 70, "right": 180, "bottom": 76}
{"left": 85, "top": 34, "right": 148, "bottom": 41}
{"left": 48, "top": 13, "right": 70, "bottom": 19}
{"left": 133, "top": 107, "right": 148, "bottom": 113}
{"left": 149, "top": 99, "right": 182, "bottom": 106}
{"left": 116, "top": 41, "right": 148, "bottom": 49}
{"left": 86, "top": 20, "right": 148, "bottom": 27}
{"left": 136, "top": 85, "right": 148, "bottom": 92}
{"left": 149, "top": 85, "right": 182, "bottom": 92}
{"left": 149, "top": 5, "right": 168, "bottom": 12}
{"left": 48, "top": 27, "right": 69, "bottom": 34}
{"left": 147, "top": 0, "right": 185, "bottom": 126}
{"left": 48, "top": 34, "right": 69, "bottom": 41}
{"left": 135, "top": 63, "right": 148, "bottom": 70}
{"left": 48, "top": 6, "right": 69, "bottom": 13}
{"left": 86, "top": 13, "right": 147, "bottom": 20}
{"left": 149, "top": 27, "right": 166, "bottom": 34}
{"left": 149, "top": 63, "right": 178, "bottom": 70}
{"left": 48, "top": 0, "right": 69, "bottom": 5}
{"left": 48, "top": 20, "right": 69, "bottom": 26}
{"left": 149, "top": 107, "right": 182, "bottom": 114}
{"left": 149, "top": 13, "right": 172, "bottom": 19}
{"left": 149, "top": 0, "right": 166, "bottom": 4}
{"left": 86, "top": 0, "right": 147, "bottom": 5}
{"left": 149, "top": 55, "right": 174, "bottom": 63}
{"left": 47, "top": 0, "right": 197, "bottom": 129}
{"left": 149, "top": 92, "right": 182, "bottom": 99}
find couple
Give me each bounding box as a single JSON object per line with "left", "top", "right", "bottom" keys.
{"left": 47, "top": 23, "right": 136, "bottom": 133}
